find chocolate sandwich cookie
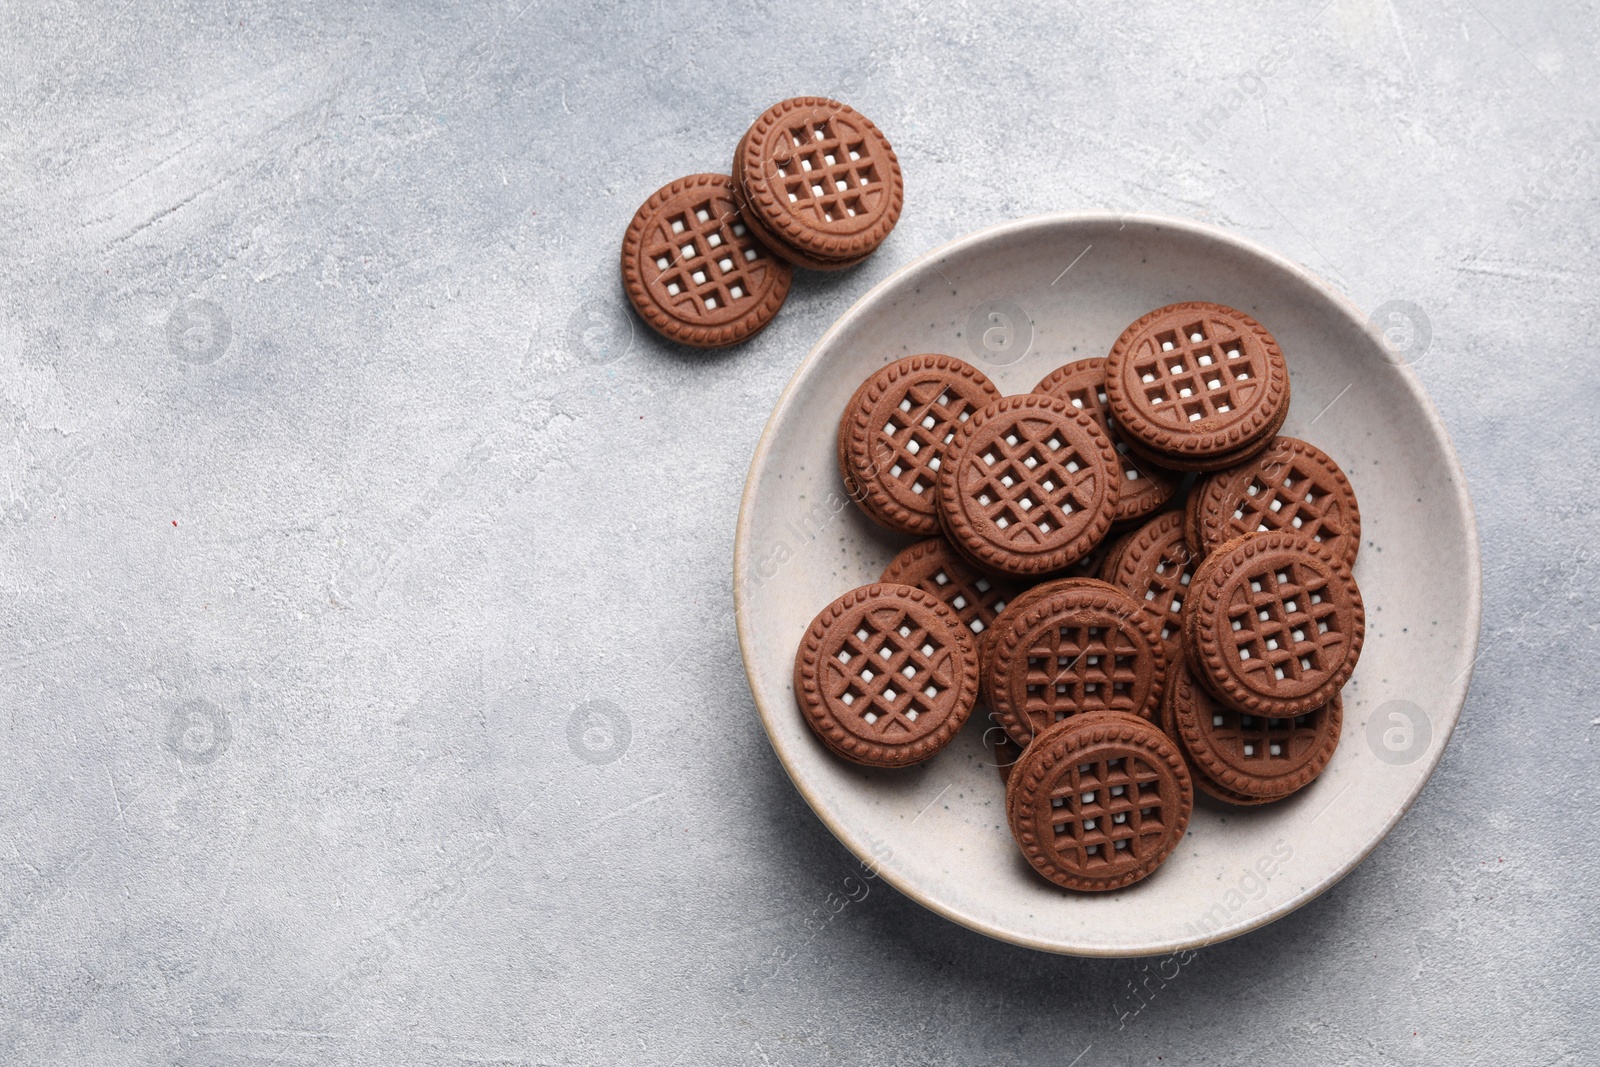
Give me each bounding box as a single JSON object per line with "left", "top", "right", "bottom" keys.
{"left": 986, "top": 581, "right": 1167, "bottom": 749}
{"left": 1189, "top": 436, "right": 1362, "bottom": 567}
{"left": 1183, "top": 532, "right": 1365, "bottom": 717}
{"left": 880, "top": 537, "right": 1022, "bottom": 639}
{"left": 1104, "top": 511, "right": 1198, "bottom": 660}
{"left": 621, "top": 173, "right": 793, "bottom": 348}
{"left": 1005, "top": 712, "right": 1193, "bottom": 891}
{"left": 733, "top": 131, "right": 871, "bottom": 271}
{"left": 1001, "top": 709, "right": 1160, "bottom": 835}
{"left": 1032, "top": 357, "right": 1180, "bottom": 522}
{"left": 1104, "top": 303, "right": 1290, "bottom": 470}
{"left": 794, "top": 583, "right": 980, "bottom": 768}
{"left": 838, "top": 354, "right": 1001, "bottom": 535}
{"left": 978, "top": 576, "right": 1110, "bottom": 691}
{"left": 937, "top": 394, "right": 1120, "bottom": 577}
{"left": 735, "top": 97, "right": 903, "bottom": 269}
{"left": 1168, "top": 660, "right": 1341, "bottom": 800}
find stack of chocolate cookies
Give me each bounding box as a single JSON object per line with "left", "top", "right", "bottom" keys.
{"left": 620, "top": 97, "right": 903, "bottom": 348}
{"left": 792, "top": 301, "right": 1366, "bottom": 892}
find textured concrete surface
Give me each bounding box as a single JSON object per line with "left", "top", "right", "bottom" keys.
{"left": 0, "top": 1, "right": 1595, "bottom": 1064}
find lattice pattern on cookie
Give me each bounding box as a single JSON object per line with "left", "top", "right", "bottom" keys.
{"left": 965, "top": 419, "right": 1099, "bottom": 543}
{"left": 880, "top": 383, "right": 987, "bottom": 499}
{"left": 1224, "top": 560, "right": 1345, "bottom": 686}
{"left": 1142, "top": 546, "right": 1196, "bottom": 647}
{"left": 1046, "top": 753, "right": 1168, "bottom": 869}
{"left": 1057, "top": 379, "right": 1107, "bottom": 416}
{"left": 769, "top": 114, "right": 889, "bottom": 226}
{"left": 1132, "top": 317, "right": 1263, "bottom": 429}
{"left": 642, "top": 196, "right": 771, "bottom": 318}
{"left": 919, "top": 566, "right": 1009, "bottom": 636}
{"left": 1064, "top": 383, "right": 1150, "bottom": 486}
{"left": 1231, "top": 462, "right": 1350, "bottom": 544}
{"left": 1202, "top": 708, "right": 1321, "bottom": 766}
{"left": 826, "top": 608, "right": 948, "bottom": 734}
{"left": 1023, "top": 624, "right": 1141, "bottom": 720}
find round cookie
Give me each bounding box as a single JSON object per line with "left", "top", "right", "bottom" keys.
{"left": 936, "top": 393, "right": 1120, "bottom": 577}
{"left": 1005, "top": 712, "right": 1193, "bottom": 891}
{"left": 1032, "top": 357, "right": 1180, "bottom": 522}
{"left": 1183, "top": 532, "right": 1365, "bottom": 717}
{"left": 733, "top": 129, "right": 873, "bottom": 270}
{"left": 986, "top": 582, "right": 1167, "bottom": 748}
{"left": 1190, "top": 436, "right": 1362, "bottom": 567}
{"left": 1104, "top": 511, "right": 1199, "bottom": 660}
{"left": 978, "top": 576, "right": 1109, "bottom": 686}
{"left": 880, "top": 537, "right": 1022, "bottom": 639}
{"left": 1103, "top": 302, "right": 1291, "bottom": 468}
{"left": 839, "top": 354, "right": 1002, "bottom": 536}
{"left": 1168, "top": 659, "right": 1341, "bottom": 800}
{"left": 735, "top": 97, "right": 904, "bottom": 268}
{"left": 620, "top": 173, "right": 793, "bottom": 347}
{"left": 793, "top": 583, "right": 980, "bottom": 768}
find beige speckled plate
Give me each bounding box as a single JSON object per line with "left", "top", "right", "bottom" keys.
{"left": 733, "top": 213, "right": 1480, "bottom": 957}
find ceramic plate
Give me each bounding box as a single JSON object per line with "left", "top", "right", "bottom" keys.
{"left": 733, "top": 213, "right": 1480, "bottom": 956}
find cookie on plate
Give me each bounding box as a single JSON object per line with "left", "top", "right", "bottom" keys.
{"left": 937, "top": 393, "right": 1120, "bottom": 577}
{"left": 794, "top": 583, "right": 979, "bottom": 768}
{"left": 1188, "top": 436, "right": 1361, "bottom": 567}
{"left": 985, "top": 580, "right": 1167, "bottom": 748}
{"left": 1167, "top": 659, "right": 1342, "bottom": 801}
{"left": 1102, "top": 510, "right": 1199, "bottom": 660}
{"left": 839, "top": 354, "right": 1001, "bottom": 536}
{"left": 1183, "top": 532, "right": 1365, "bottom": 717}
{"left": 1103, "top": 302, "right": 1290, "bottom": 471}
{"left": 1005, "top": 711, "right": 1193, "bottom": 891}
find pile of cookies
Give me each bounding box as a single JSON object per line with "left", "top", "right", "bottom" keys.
{"left": 793, "top": 301, "right": 1366, "bottom": 892}
{"left": 620, "top": 97, "right": 903, "bottom": 348}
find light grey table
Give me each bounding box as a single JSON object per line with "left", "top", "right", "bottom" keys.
{"left": 1, "top": 2, "right": 1594, "bottom": 1064}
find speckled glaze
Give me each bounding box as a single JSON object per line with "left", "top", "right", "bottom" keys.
{"left": 733, "top": 213, "right": 1481, "bottom": 957}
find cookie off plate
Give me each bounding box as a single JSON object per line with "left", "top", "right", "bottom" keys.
{"left": 733, "top": 213, "right": 1480, "bottom": 956}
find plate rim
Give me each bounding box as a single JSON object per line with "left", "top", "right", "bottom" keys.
{"left": 732, "top": 210, "right": 1483, "bottom": 957}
